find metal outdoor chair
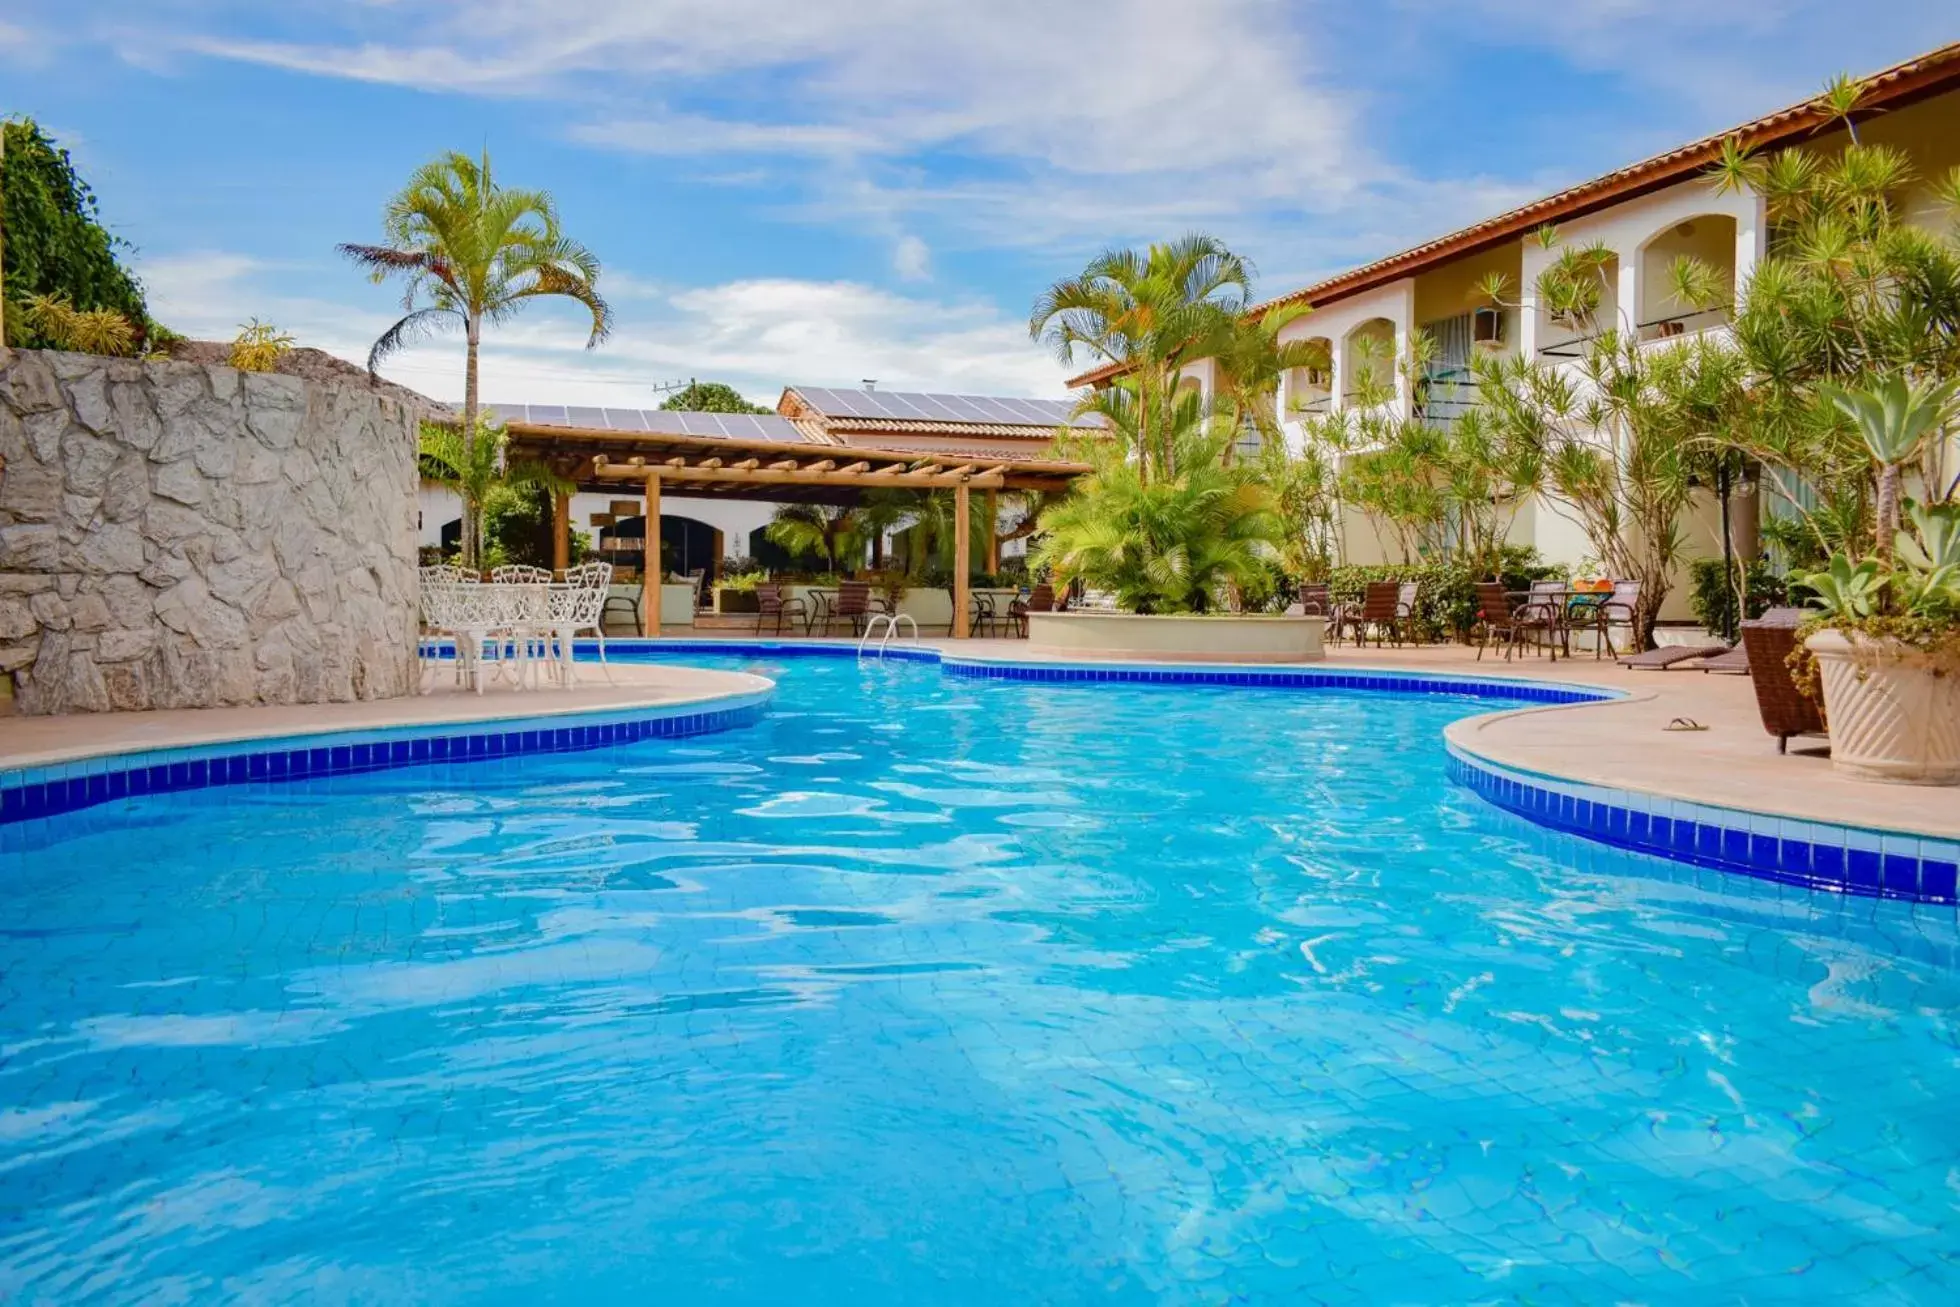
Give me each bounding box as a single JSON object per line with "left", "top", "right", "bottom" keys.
{"left": 1473, "top": 581, "right": 1557, "bottom": 661}
{"left": 1351, "top": 582, "right": 1406, "bottom": 647}
{"left": 1008, "top": 583, "right": 1055, "bottom": 637}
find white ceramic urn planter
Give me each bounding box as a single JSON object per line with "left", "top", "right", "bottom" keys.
{"left": 1804, "top": 629, "right": 1960, "bottom": 785}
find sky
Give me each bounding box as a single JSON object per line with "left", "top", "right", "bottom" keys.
{"left": 2, "top": 2, "right": 1953, "bottom": 409}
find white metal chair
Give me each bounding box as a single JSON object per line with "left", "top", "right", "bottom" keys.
{"left": 546, "top": 562, "right": 613, "bottom": 684}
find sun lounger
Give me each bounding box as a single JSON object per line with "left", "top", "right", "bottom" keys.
{"left": 1696, "top": 644, "right": 1750, "bottom": 674}
{"left": 1615, "top": 643, "right": 1730, "bottom": 670}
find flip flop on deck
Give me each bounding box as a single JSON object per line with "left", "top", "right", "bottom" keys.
{"left": 1615, "top": 643, "right": 1731, "bottom": 670}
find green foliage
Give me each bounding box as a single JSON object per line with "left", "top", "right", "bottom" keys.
{"left": 764, "top": 503, "right": 863, "bottom": 574}
{"left": 417, "top": 417, "right": 572, "bottom": 566}
{"left": 1031, "top": 233, "right": 1250, "bottom": 482}
{"left": 481, "top": 483, "right": 586, "bottom": 569}
{"left": 229, "top": 319, "right": 295, "bottom": 373}
{"left": 2, "top": 119, "right": 152, "bottom": 350}
{"left": 1032, "top": 394, "right": 1280, "bottom": 613}
{"left": 661, "top": 381, "right": 769, "bottom": 414}
{"left": 1798, "top": 502, "right": 1960, "bottom": 629}
{"left": 1687, "top": 557, "right": 1786, "bottom": 637}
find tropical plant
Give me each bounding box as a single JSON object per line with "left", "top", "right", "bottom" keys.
{"left": 1687, "top": 556, "right": 1786, "bottom": 639}
{"left": 1033, "top": 390, "right": 1279, "bottom": 612}
{"left": 14, "top": 291, "right": 137, "bottom": 356}
{"left": 229, "top": 319, "right": 295, "bottom": 373}
{"left": 1208, "top": 301, "right": 1327, "bottom": 452}
{"left": 1469, "top": 331, "right": 1747, "bottom": 646}
{"left": 1253, "top": 434, "right": 1339, "bottom": 581}
{"left": 764, "top": 503, "right": 864, "bottom": 574}
{"left": 660, "top": 381, "right": 770, "bottom": 414}
{"left": 1694, "top": 121, "right": 1960, "bottom": 553}
{"left": 1, "top": 119, "right": 154, "bottom": 350}
{"left": 1030, "top": 233, "right": 1251, "bottom": 481}
{"left": 417, "top": 416, "right": 572, "bottom": 567}
{"left": 1821, "top": 374, "right": 1960, "bottom": 561}
{"left": 342, "top": 149, "right": 611, "bottom": 566}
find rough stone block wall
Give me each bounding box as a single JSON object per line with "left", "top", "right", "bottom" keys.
{"left": 0, "top": 348, "right": 420, "bottom": 714}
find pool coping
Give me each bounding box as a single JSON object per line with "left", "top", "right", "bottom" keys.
{"left": 0, "top": 676, "right": 775, "bottom": 827}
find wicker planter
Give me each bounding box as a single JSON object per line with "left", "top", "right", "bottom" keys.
{"left": 1805, "top": 629, "right": 1960, "bottom": 785}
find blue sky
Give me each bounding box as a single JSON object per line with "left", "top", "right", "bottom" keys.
{"left": 2, "top": 2, "right": 1952, "bottom": 407}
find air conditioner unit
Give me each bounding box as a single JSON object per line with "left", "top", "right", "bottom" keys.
{"left": 1472, "top": 306, "right": 1504, "bottom": 348}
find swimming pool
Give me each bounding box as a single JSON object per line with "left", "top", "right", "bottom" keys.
{"left": 3, "top": 651, "right": 1956, "bottom": 1301}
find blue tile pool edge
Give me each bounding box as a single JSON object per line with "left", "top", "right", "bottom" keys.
{"left": 0, "top": 688, "right": 773, "bottom": 827}
{"left": 1445, "top": 740, "right": 1960, "bottom": 907}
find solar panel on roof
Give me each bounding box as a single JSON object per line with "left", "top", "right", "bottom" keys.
{"left": 565, "top": 406, "right": 607, "bottom": 429}
{"left": 602, "top": 408, "right": 649, "bottom": 431}
{"left": 527, "top": 404, "right": 568, "bottom": 425}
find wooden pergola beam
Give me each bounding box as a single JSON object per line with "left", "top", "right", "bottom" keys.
{"left": 594, "top": 464, "right": 1006, "bottom": 490}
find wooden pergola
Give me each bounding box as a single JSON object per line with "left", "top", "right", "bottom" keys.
{"left": 500, "top": 419, "right": 1090, "bottom": 639}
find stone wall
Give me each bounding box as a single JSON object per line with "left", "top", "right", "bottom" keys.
{"left": 0, "top": 348, "right": 421, "bottom": 714}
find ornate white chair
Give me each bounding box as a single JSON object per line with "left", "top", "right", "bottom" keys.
{"left": 553, "top": 561, "right": 613, "bottom": 683}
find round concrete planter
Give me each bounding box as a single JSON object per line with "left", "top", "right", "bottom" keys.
{"left": 1805, "top": 629, "right": 1960, "bottom": 785}
{"left": 1027, "top": 612, "right": 1325, "bottom": 664}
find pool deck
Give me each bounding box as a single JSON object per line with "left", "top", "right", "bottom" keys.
{"left": 0, "top": 637, "right": 1951, "bottom": 844}
{"left": 0, "top": 663, "right": 770, "bottom": 772}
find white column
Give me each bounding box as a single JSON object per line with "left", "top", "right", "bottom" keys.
{"left": 1390, "top": 279, "right": 1416, "bottom": 419}
{"left": 1518, "top": 236, "right": 1546, "bottom": 361}
{"left": 1328, "top": 337, "right": 1348, "bottom": 415}
{"left": 1733, "top": 188, "right": 1767, "bottom": 307}
{"left": 1275, "top": 363, "right": 1297, "bottom": 454}
{"left": 1616, "top": 248, "right": 1642, "bottom": 340}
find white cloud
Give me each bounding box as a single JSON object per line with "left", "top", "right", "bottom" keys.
{"left": 136, "top": 251, "right": 1072, "bottom": 408}
{"left": 892, "top": 235, "right": 930, "bottom": 281}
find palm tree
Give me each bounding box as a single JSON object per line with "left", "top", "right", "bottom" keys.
{"left": 342, "top": 149, "right": 612, "bottom": 566}
{"left": 418, "top": 417, "right": 572, "bottom": 566}
{"left": 764, "top": 504, "right": 863, "bottom": 573}
{"left": 1029, "top": 234, "right": 1251, "bottom": 482}
{"left": 1034, "top": 389, "right": 1279, "bottom": 613}
{"left": 1209, "top": 301, "right": 1327, "bottom": 455}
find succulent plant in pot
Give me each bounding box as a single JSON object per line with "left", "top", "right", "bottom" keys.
{"left": 1796, "top": 376, "right": 1960, "bottom": 784}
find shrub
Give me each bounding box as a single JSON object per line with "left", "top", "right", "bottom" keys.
{"left": 229, "top": 319, "right": 295, "bottom": 372}
{"left": 16, "top": 291, "right": 138, "bottom": 356}
{"left": 1686, "top": 557, "right": 1786, "bottom": 637}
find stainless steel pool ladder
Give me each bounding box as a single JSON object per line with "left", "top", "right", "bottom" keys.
{"left": 857, "top": 613, "right": 919, "bottom": 660}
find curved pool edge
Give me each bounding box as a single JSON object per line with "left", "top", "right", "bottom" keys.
{"left": 1445, "top": 708, "right": 1960, "bottom": 907}
{"left": 609, "top": 638, "right": 1960, "bottom": 907}
{"left": 0, "top": 675, "right": 775, "bottom": 829}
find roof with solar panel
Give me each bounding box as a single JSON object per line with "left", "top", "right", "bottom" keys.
{"left": 779, "top": 386, "right": 1099, "bottom": 433}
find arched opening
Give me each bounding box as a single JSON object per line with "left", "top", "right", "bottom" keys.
{"left": 1536, "top": 250, "right": 1619, "bottom": 360}
{"left": 1341, "top": 319, "right": 1397, "bottom": 406}
{"left": 1637, "top": 213, "right": 1738, "bottom": 341}
{"left": 1283, "top": 336, "right": 1335, "bottom": 420}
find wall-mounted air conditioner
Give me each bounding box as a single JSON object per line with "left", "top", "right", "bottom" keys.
{"left": 1473, "top": 306, "right": 1504, "bottom": 348}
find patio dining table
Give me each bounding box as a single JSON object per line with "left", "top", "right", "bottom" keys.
{"left": 424, "top": 580, "right": 575, "bottom": 693}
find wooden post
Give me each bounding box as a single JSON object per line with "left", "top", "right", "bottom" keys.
{"left": 551, "top": 491, "right": 570, "bottom": 574}
{"left": 954, "top": 479, "right": 971, "bottom": 639}
{"left": 983, "top": 489, "right": 999, "bottom": 574}
{"left": 641, "top": 471, "right": 661, "bottom": 637}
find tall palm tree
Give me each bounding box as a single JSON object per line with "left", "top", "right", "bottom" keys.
{"left": 1029, "top": 234, "right": 1251, "bottom": 483}
{"left": 1209, "top": 301, "right": 1327, "bottom": 455}
{"left": 342, "top": 149, "right": 612, "bottom": 566}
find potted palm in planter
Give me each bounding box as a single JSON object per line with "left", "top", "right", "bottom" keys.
{"left": 1798, "top": 376, "right": 1960, "bottom": 784}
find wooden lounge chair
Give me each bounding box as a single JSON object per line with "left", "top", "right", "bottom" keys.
{"left": 1740, "top": 618, "right": 1826, "bottom": 753}
{"left": 1472, "top": 581, "right": 1557, "bottom": 660}
{"left": 1615, "top": 642, "right": 1731, "bottom": 670}
{"left": 755, "top": 583, "right": 808, "bottom": 636}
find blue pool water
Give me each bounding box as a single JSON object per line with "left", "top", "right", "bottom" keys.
{"left": 2, "top": 653, "right": 1958, "bottom": 1303}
